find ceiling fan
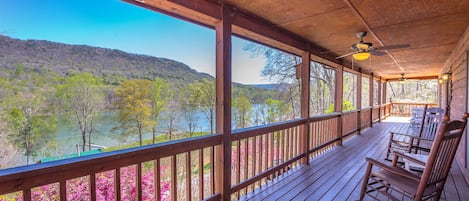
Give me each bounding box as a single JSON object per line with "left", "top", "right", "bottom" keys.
{"left": 331, "top": 31, "right": 410, "bottom": 60}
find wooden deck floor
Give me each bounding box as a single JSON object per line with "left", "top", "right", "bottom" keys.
{"left": 240, "top": 117, "right": 469, "bottom": 201}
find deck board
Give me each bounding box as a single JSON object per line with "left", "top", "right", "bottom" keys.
{"left": 240, "top": 117, "right": 469, "bottom": 201}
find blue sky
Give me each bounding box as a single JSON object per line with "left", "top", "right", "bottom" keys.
{"left": 0, "top": 0, "right": 270, "bottom": 84}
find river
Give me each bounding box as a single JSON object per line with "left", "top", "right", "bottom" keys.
{"left": 15, "top": 110, "right": 212, "bottom": 166}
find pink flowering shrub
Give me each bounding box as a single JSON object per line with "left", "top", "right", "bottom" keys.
{"left": 0, "top": 165, "right": 171, "bottom": 201}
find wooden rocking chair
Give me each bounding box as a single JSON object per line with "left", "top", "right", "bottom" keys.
{"left": 386, "top": 107, "right": 445, "bottom": 160}
{"left": 360, "top": 113, "right": 468, "bottom": 201}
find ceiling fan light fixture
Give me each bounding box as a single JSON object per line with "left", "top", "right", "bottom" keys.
{"left": 398, "top": 73, "right": 406, "bottom": 83}
{"left": 356, "top": 43, "right": 369, "bottom": 49}
{"left": 352, "top": 52, "right": 370, "bottom": 60}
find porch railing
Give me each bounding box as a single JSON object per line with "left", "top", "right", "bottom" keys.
{"left": 0, "top": 102, "right": 426, "bottom": 200}
{"left": 390, "top": 102, "right": 438, "bottom": 116}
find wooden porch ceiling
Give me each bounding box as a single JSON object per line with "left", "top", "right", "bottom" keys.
{"left": 126, "top": 0, "right": 469, "bottom": 80}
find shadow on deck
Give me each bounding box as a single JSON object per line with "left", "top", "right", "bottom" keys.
{"left": 240, "top": 117, "right": 469, "bottom": 201}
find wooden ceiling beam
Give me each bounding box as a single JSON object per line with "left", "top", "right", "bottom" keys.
{"left": 344, "top": 0, "right": 405, "bottom": 73}
{"left": 385, "top": 75, "right": 438, "bottom": 82}
{"left": 122, "top": 0, "right": 358, "bottom": 72}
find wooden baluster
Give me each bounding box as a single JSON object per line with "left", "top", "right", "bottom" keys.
{"left": 295, "top": 126, "right": 299, "bottom": 166}
{"left": 282, "top": 129, "right": 287, "bottom": 173}
{"left": 269, "top": 132, "right": 275, "bottom": 171}
{"left": 243, "top": 138, "right": 248, "bottom": 195}
{"left": 258, "top": 135, "right": 263, "bottom": 188}
{"left": 275, "top": 131, "right": 280, "bottom": 178}
{"left": 251, "top": 136, "right": 257, "bottom": 191}
{"left": 90, "top": 173, "right": 97, "bottom": 201}
{"left": 137, "top": 164, "right": 142, "bottom": 201}
{"left": 295, "top": 126, "right": 302, "bottom": 161}
{"left": 23, "top": 189, "right": 31, "bottom": 201}
{"left": 154, "top": 159, "right": 161, "bottom": 201}
{"left": 210, "top": 146, "right": 215, "bottom": 195}
{"left": 263, "top": 134, "right": 268, "bottom": 185}
{"left": 198, "top": 149, "right": 204, "bottom": 200}
{"left": 288, "top": 128, "right": 293, "bottom": 159}
{"left": 60, "top": 181, "right": 66, "bottom": 201}
{"left": 236, "top": 140, "right": 241, "bottom": 199}
{"left": 116, "top": 168, "right": 121, "bottom": 201}
{"left": 171, "top": 155, "right": 177, "bottom": 201}
{"left": 186, "top": 152, "right": 192, "bottom": 201}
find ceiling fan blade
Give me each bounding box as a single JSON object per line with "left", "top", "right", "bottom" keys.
{"left": 371, "top": 50, "right": 386, "bottom": 56}
{"left": 321, "top": 49, "right": 350, "bottom": 54}
{"left": 374, "top": 44, "right": 410, "bottom": 51}
{"left": 335, "top": 52, "right": 354, "bottom": 59}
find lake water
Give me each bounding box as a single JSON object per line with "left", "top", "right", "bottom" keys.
{"left": 15, "top": 104, "right": 267, "bottom": 166}
{"left": 23, "top": 110, "right": 213, "bottom": 165}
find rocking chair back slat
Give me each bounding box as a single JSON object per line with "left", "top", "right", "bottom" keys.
{"left": 361, "top": 113, "right": 468, "bottom": 201}
{"left": 419, "top": 108, "right": 445, "bottom": 140}
{"left": 417, "top": 116, "right": 468, "bottom": 200}
{"left": 425, "top": 120, "right": 466, "bottom": 185}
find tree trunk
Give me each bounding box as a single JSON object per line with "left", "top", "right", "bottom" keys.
{"left": 139, "top": 126, "right": 143, "bottom": 146}
{"left": 82, "top": 131, "right": 86, "bottom": 152}
{"left": 209, "top": 111, "right": 214, "bottom": 134}
{"left": 152, "top": 128, "right": 156, "bottom": 144}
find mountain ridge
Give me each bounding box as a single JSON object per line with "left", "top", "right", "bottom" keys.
{"left": 0, "top": 35, "right": 213, "bottom": 84}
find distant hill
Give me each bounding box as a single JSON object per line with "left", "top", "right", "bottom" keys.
{"left": 0, "top": 35, "right": 213, "bottom": 84}
{"left": 250, "top": 84, "right": 281, "bottom": 90}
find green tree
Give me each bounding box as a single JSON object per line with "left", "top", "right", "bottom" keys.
{"left": 0, "top": 126, "right": 17, "bottom": 168}
{"left": 233, "top": 93, "right": 252, "bottom": 128}
{"left": 59, "top": 72, "right": 104, "bottom": 151}
{"left": 310, "top": 62, "right": 335, "bottom": 115}
{"left": 190, "top": 79, "right": 216, "bottom": 133}
{"left": 149, "top": 78, "right": 170, "bottom": 143}
{"left": 5, "top": 95, "right": 56, "bottom": 165}
{"left": 180, "top": 86, "right": 199, "bottom": 137}
{"left": 265, "top": 98, "right": 281, "bottom": 124}
{"left": 244, "top": 44, "right": 302, "bottom": 119}
{"left": 165, "top": 94, "right": 180, "bottom": 140}
{"left": 115, "top": 79, "right": 155, "bottom": 146}
{"left": 325, "top": 100, "right": 356, "bottom": 113}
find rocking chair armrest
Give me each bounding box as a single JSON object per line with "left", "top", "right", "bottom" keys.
{"left": 408, "top": 136, "right": 433, "bottom": 143}
{"left": 365, "top": 157, "right": 420, "bottom": 182}
{"left": 389, "top": 131, "right": 416, "bottom": 138}
{"left": 393, "top": 152, "right": 426, "bottom": 166}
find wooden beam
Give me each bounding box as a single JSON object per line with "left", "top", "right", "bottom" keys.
{"left": 301, "top": 44, "right": 311, "bottom": 164}
{"left": 335, "top": 66, "right": 344, "bottom": 146}
{"left": 369, "top": 73, "right": 374, "bottom": 127}
{"left": 357, "top": 70, "right": 362, "bottom": 134}
{"left": 215, "top": 5, "right": 232, "bottom": 201}
{"left": 343, "top": 0, "right": 405, "bottom": 73}
{"left": 377, "top": 77, "right": 382, "bottom": 122}
{"left": 386, "top": 75, "right": 438, "bottom": 82}
{"left": 123, "top": 0, "right": 361, "bottom": 73}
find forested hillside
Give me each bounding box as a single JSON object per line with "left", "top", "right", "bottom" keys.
{"left": 0, "top": 35, "right": 212, "bottom": 84}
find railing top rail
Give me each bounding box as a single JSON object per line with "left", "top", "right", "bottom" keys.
{"left": 343, "top": 109, "right": 360, "bottom": 114}
{"left": 390, "top": 102, "right": 438, "bottom": 105}
{"left": 309, "top": 112, "right": 341, "bottom": 121}
{"left": 0, "top": 134, "right": 222, "bottom": 193}
{"left": 232, "top": 118, "right": 307, "bottom": 141}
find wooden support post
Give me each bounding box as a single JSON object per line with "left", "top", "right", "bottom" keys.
{"left": 357, "top": 70, "right": 362, "bottom": 134}
{"left": 215, "top": 5, "right": 232, "bottom": 201}
{"left": 383, "top": 81, "right": 387, "bottom": 117}
{"left": 378, "top": 77, "right": 382, "bottom": 122}
{"left": 335, "top": 66, "right": 343, "bottom": 146}
{"left": 300, "top": 44, "right": 311, "bottom": 164}
{"left": 369, "top": 73, "right": 374, "bottom": 127}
